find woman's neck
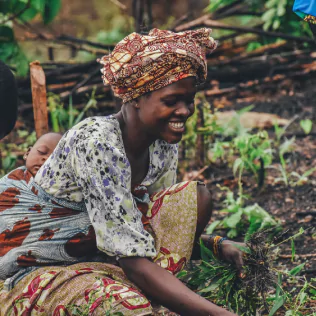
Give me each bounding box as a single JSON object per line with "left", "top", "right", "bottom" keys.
{"left": 114, "top": 109, "right": 155, "bottom": 158}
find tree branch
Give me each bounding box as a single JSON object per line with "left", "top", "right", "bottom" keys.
{"left": 0, "top": 0, "right": 31, "bottom": 25}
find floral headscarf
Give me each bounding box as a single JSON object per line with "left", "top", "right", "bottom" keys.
{"left": 99, "top": 28, "right": 217, "bottom": 103}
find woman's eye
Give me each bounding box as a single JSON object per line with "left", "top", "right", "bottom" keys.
{"left": 163, "top": 100, "right": 177, "bottom": 106}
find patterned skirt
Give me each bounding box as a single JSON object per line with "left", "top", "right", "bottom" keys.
{"left": 0, "top": 181, "right": 198, "bottom": 316}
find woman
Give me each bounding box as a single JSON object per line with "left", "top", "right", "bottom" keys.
{"left": 293, "top": 0, "right": 316, "bottom": 37}
{"left": 0, "top": 28, "right": 244, "bottom": 316}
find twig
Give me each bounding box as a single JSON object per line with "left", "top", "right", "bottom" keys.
{"left": 203, "top": 19, "right": 315, "bottom": 44}
{"left": 278, "top": 253, "right": 316, "bottom": 259}
{"left": 174, "top": 14, "right": 212, "bottom": 32}
{"left": 0, "top": 0, "right": 31, "bottom": 24}
{"left": 57, "top": 35, "right": 114, "bottom": 50}
{"left": 70, "top": 67, "right": 101, "bottom": 95}
{"left": 296, "top": 211, "right": 316, "bottom": 217}
{"left": 176, "top": 17, "right": 315, "bottom": 43}
{"left": 109, "top": 0, "right": 127, "bottom": 10}
{"left": 188, "top": 165, "right": 210, "bottom": 181}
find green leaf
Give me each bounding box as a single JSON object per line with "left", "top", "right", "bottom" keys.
{"left": 233, "top": 158, "right": 244, "bottom": 177}
{"left": 300, "top": 119, "right": 313, "bottom": 134}
{"left": 13, "top": 0, "right": 38, "bottom": 22}
{"left": 225, "top": 210, "right": 242, "bottom": 228}
{"left": 0, "top": 25, "right": 14, "bottom": 42}
{"left": 199, "top": 282, "right": 220, "bottom": 293}
{"left": 299, "top": 292, "right": 307, "bottom": 304}
{"left": 272, "top": 19, "right": 281, "bottom": 30}
{"left": 262, "top": 8, "right": 276, "bottom": 22}
{"left": 289, "top": 263, "right": 305, "bottom": 276}
{"left": 43, "top": 0, "right": 61, "bottom": 24}
{"left": 291, "top": 239, "right": 295, "bottom": 262}
{"left": 206, "top": 220, "right": 221, "bottom": 234}
{"left": 227, "top": 228, "right": 238, "bottom": 238}
{"left": 31, "top": 0, "right": 45, "bottom": 13}
{"left": 232, "top": 244, "right": 251, "bottom": 254}
{"left": 301, "top": 166, "right": 316, "bottom": 178}
{"left": 176, "top": 270, "right": 187, "bottom": 279}
{"left": 236, "top": 105, "right": 255, "bottom": 115}
{"left": 269, "top": 295, "right": 285, "bottom": 316}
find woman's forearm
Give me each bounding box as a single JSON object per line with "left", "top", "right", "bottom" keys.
{"left": 119, "top": 257, "right": 235, "bottom": 316}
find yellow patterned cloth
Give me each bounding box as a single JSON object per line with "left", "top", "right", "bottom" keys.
{"left": 0, "top": 181, "right": 198, "bottom": 316}
{"left": 304, "top": 14, "right": 316, "bottom": 24}
{"left": 99, "top": 28, "right": 217, "bottom": 103}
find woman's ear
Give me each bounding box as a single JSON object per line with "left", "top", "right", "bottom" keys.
{"left": 23, "top": 147, "right": 32, "bottom": 160}
{"left": 133, "top": 99, "right": 140, "bottom": 109}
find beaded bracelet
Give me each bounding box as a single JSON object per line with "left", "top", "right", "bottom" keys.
{"left": 213, "top": 236, "right": 222, "bottom": 257}
{"left": 217, "top": 237, "right": 228, "bottom": 256}
{"left": 208, "top": 235, "right": 228, "bottom": 258}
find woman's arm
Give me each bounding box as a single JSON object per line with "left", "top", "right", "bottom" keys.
{"left": 192, "top": 234, "right": 245, "bottom": 272}
{"left": 119, "top": 256, "right": 236, "bottom": 316}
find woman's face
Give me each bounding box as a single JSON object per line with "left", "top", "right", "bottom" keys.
{"left": 137, "top": 77, "right": 196, "bottom": 144}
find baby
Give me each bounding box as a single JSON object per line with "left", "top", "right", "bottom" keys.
{"left": 23, "top": 132, "right": 62, "bottom": 176}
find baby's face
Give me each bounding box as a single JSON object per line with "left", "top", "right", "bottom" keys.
{"left": 25, "top": 133, "right": 62, "bottom": 176}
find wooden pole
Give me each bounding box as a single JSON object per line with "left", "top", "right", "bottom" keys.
{"left": 30, "top": 61, "right": 49, "bottom": 138}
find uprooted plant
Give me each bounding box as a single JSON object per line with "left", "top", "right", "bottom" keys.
{"left": 178, "top": 228, "right": 314, "bottom": 316}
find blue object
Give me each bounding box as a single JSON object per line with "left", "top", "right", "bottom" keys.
{"left": 293, "top": 0, "right": 316, "bottom": 19}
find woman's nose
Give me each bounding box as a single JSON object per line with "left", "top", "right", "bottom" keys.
{"left": 175, "top": 103, "right": 192, "bottom": 117}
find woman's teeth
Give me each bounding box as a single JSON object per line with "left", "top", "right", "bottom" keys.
{"left": 169, "top": 122, "right": 184, "bottom": 129}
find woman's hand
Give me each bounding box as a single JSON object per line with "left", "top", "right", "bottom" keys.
{"left": 220, "top": 240, "right": 245, "bottom": 272}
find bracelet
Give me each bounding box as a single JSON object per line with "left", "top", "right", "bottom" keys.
{"left": 217, "top": 237, "right": 228, "bottom": 256}
{"left": 213, "top": 236, "right": 222, "bottom": 257}
{"left": 207, "top": 235, "right": 228, "bottom": 258}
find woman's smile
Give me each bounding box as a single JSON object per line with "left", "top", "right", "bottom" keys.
{"left": 168, "top": 121, "right": 186, "bottom": 133}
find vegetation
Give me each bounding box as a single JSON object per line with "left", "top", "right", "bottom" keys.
{"left": 206, "top": 0, "right": 313, "bottom": 42}
{"left": 0, "top": 0, "right": 61, "bottom": 75}
{"left": 179, "top": 229, "right": 315, "bottom": 316}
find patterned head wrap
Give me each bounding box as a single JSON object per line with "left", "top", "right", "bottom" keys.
{"left": 99, "top": 28, "right": 217, "bottom": 103}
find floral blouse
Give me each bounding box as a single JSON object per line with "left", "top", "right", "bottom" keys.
{"left": 35, "top": 115, "right": 178, "bottom": 258}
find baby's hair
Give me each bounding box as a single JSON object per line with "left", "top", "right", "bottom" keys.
{"left": 37, "top": 132, "right": 63, "bottom": 140}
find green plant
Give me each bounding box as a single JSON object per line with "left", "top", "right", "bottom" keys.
{"left": 0, "top": 152, "right": 17, "bottom": 176}
{"left": 207, "top": 185, "right": 278, "bottom": 239}
{"left": 300, "top": 119, "right": 313, "bottom": 135}
{"left": 271, "top": 137, "right": 315, "bottom": 187}
{"left": 0, "top": 0, "right": 61, "bottom": 76}
{"left": 205, "top": 0, "right": 312, "bottom": 42}
{"left": 233, "top": 130, "right": 273, "bottom": 188}
{"left": 48, "top": 91, "right": 98, "bottom": 133}
{"left": 179, "top": 228, "right": 315, "bottom": 316}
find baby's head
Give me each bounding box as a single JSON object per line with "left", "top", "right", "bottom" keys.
{"left": 24, "top": 132, "right": 62, "bottom": 176}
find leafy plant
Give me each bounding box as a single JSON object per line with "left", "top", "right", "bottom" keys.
{"left": 207, "top": 185, "right": 278, "bottom": 239}
{"left": 179, "top": 228, "right": 314, "bottom": 316}
{"left": 48, "top": 91, "right": 98, "bottom": 133}
{"left": 0, "top": 0, "right": 61, "bottom": 76}
{"left": 300, "top": 119, "right": 313, "bottom": 135}
{"left": 205, "top": 0, "right": 313, "bottom": 45}
{"left": 233, "top": 130, "right": 273, "bottom": 188}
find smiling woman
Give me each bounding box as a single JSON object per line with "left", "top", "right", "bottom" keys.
{"left": 0, "top": 28, "right": 244, "bottom": 316}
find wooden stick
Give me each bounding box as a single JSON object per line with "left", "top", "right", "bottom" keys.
{"left": 278, "top": 253, "right": 316, "bottom": 259}
{"left": 30, "top": 61, "right": 49, "bottom": 138}
{"left": 203, "top": 19, "right": 315, "bottom": 44}
{"left": 175, "top": 17, "right": 314, "bottom": 43}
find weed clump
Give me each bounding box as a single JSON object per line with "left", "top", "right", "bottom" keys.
{"left": 179, "top": 230, "right": 279, "bottom": 316}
